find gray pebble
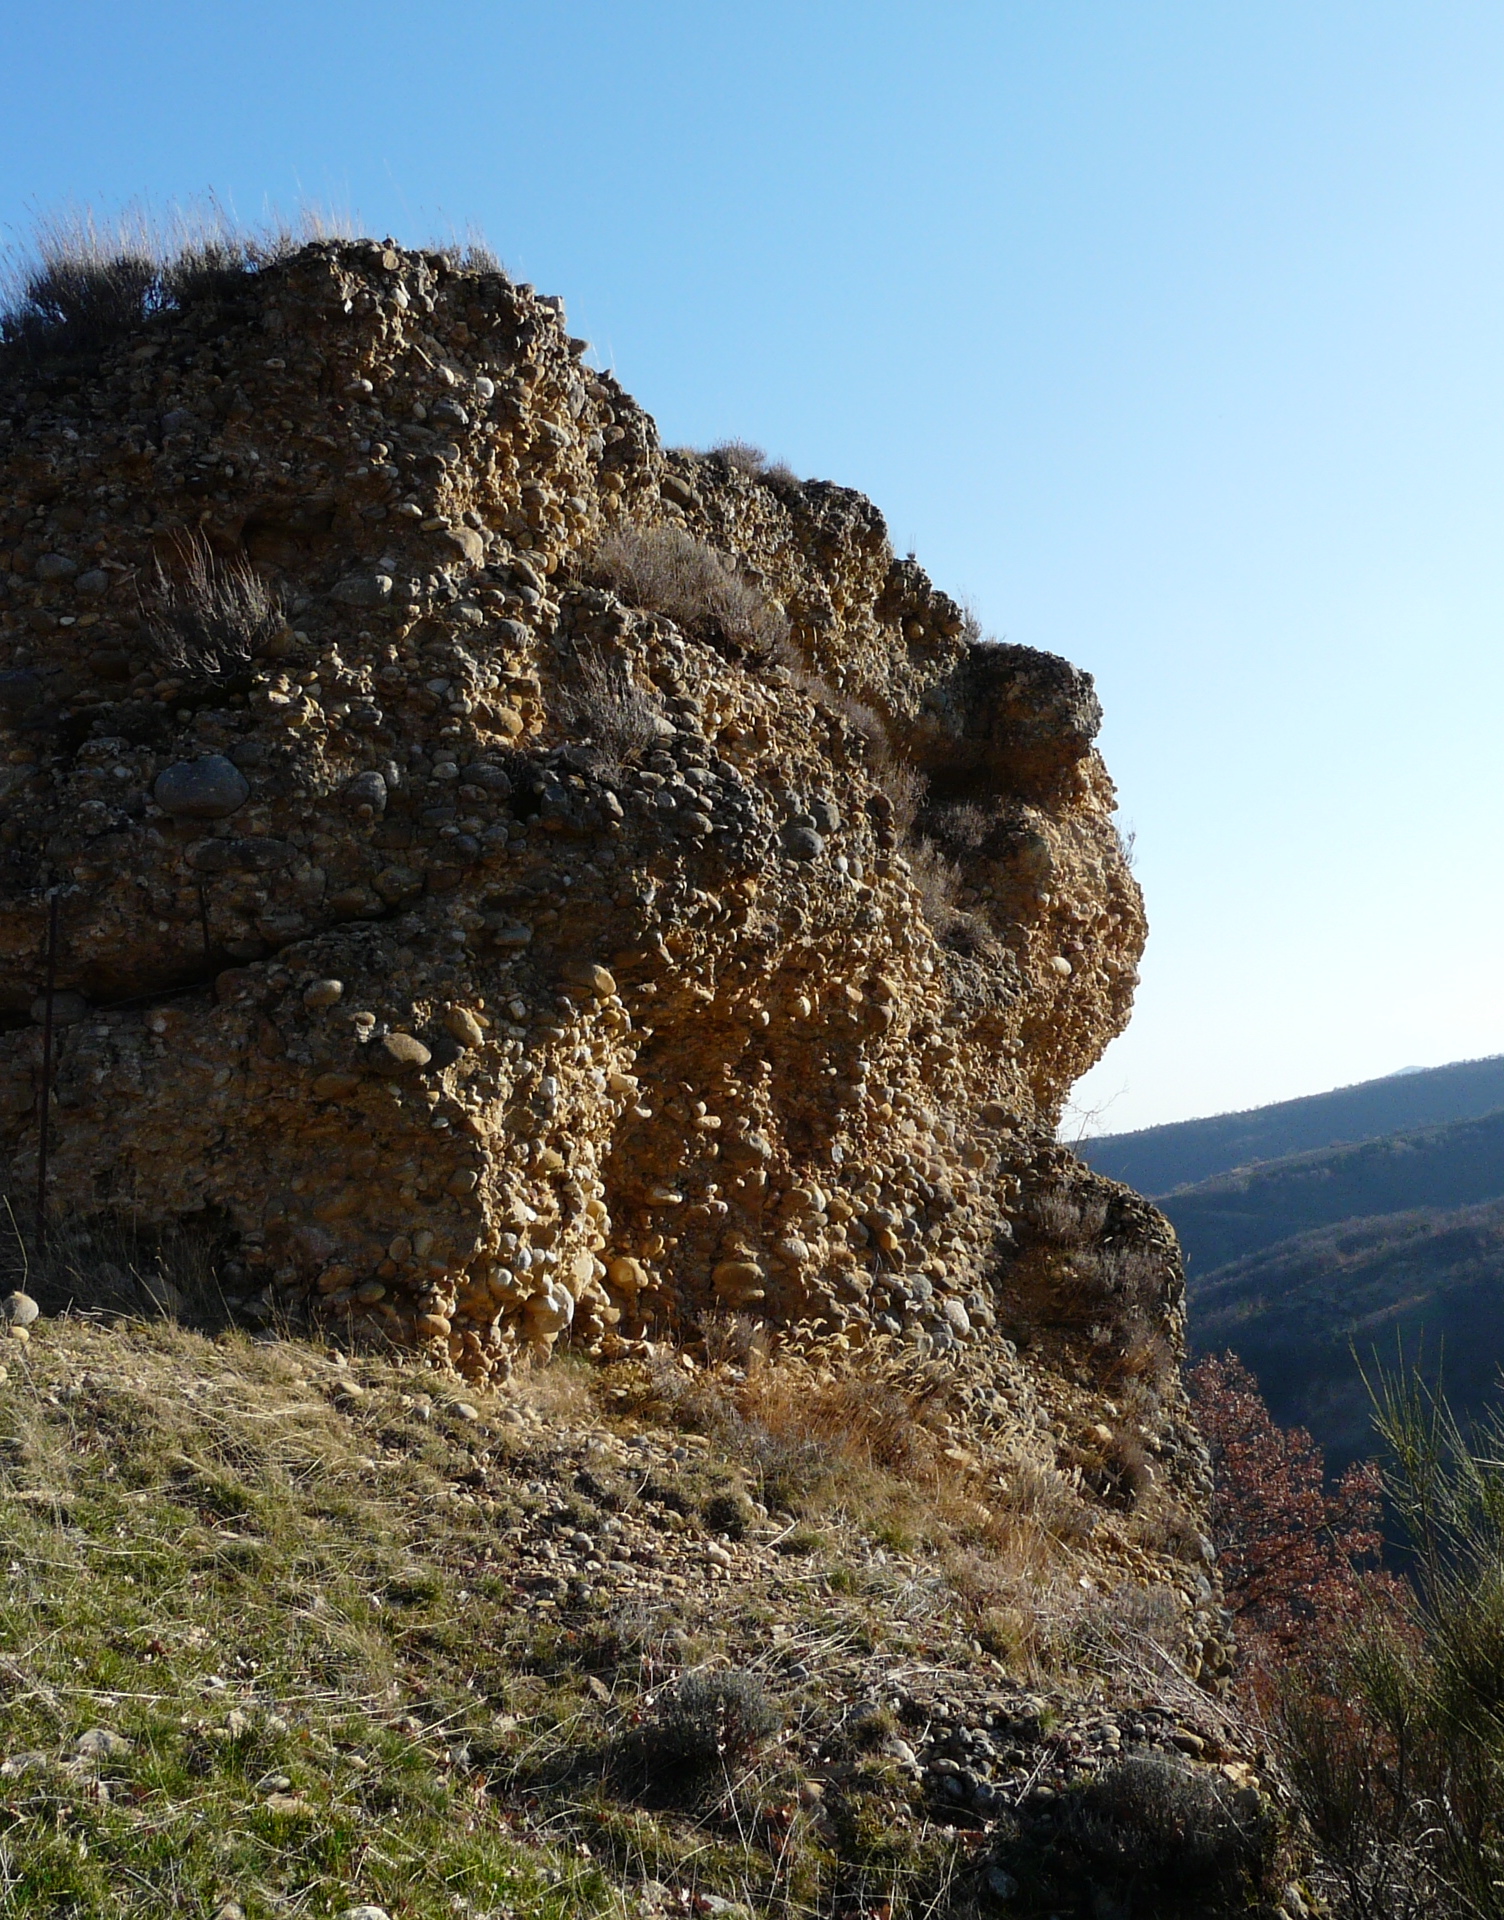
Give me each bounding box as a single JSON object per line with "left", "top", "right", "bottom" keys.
{"left": 329, "top": 573, "right": 394, "bottom": 607}
{"left": 783, "top": 826, "right": 824, "bottom": 861}
{"left": 941, "top": 1298, "right": 972, "bottom": 1338}
{"left": 344, "top": 770, "right": 388, "bottom": 812}
{"left": 75, "top": 1727, "right": 132, "bottom": 1759}
{"left": 154, "top": 755, "right": 250, "bottom": 820}
{"left": 2, "top": 1293, "right": 39, "bottom": 1328}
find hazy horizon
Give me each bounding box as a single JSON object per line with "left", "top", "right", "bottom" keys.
{"left": 1071, "top": 1047, "right": 1504, "bottom": 1142}
{"left": 5, "top": 2, "right": 1502, "bottom": 1133}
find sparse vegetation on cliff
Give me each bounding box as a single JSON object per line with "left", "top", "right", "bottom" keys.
{"left": 0, "top": 203, "right": 341, "bottom": 360}
{"left": 586, "top": 523, "right": 791, "bottom": 664}
{"left": 147, "top": 533, "right": 287, "bottom": 687}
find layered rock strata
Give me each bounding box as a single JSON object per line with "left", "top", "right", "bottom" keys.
{"left": 0, "top": 240, "right": 1155, "bottom": 1397}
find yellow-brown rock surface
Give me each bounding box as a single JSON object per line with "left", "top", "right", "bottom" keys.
{"left": 0, "top": 241, "right": 1159, "bottom": 1400}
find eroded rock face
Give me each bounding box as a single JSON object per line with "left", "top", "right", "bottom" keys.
{"left": 0, "top": 240, "right": 1152, "bottom": 1388}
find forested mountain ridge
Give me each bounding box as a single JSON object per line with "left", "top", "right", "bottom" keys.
{"left": 1164, "top": 1105, "right": 1504, "bottom": 1272}
{"left": 1187, "top": 1196, "right": 1504, "bottom": 1474}
{"left": 1080, "top": 1054, "right": 1504, "bottom": 1195}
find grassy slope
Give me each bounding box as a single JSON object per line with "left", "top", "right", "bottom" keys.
{"left": 1162, "top": 1107, "right": 1504, "bottom": 1274}
{"left": 1079, "top": 1057, "right": 1504, "bottom": 1196}
{"left": 0, "top": 1313, "right": 1278, "bottom": 1920}
{"left": 0, "top": 1322, "right": 615, "bottom": 1919}
{"left": 1188, "top": 1198, "right": 1504, "bottom": 1474}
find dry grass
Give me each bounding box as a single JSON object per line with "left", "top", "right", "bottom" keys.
{"left": 561, "top": 647, "right": 664, "bottom": 768}
{"left": 0, "top": 1302, "right": 1242, "bottom": 1918}
{"left": 627, "top": 1344, "right": 1120, "bottom": 1682}
{"left": 0, "top": 1318, "right": 624, "bottom": 1918}
{"left": 706, "top": 439, "right": 768, "bottom": 477}
{"left": 428, "top": 229, "right": 507, "bottom": 275}
{"left": 147, "top": 534, "right": 287, "bottom": 685}
{"left": 587, "top": 525, "right": 789, "bottom": 664}
{"left": 906, "top": 837, "right": 963, "bottom": 930}
{"left": 0, "top": 199, "right": 348, "bottom": 358}
{"left": 1, "top": 1198, "right": 233, "bottom": 1330}
{"left": 0, "top": 1319, "right": 960, "bottom": 1917}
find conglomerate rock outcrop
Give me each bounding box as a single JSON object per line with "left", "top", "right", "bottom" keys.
{"left": 0, "top": 240, "right": 1159, "bottom": 1400}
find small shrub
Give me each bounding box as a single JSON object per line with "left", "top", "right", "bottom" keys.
{"left": 926, "top": 799, "right": 993, "bottom": 852}
{"left": 561, "top": 649, "right": 662, "bottom": 768}
{"left": 707, "top": 439, "right": 766, "bottom": 476}
{"left": 873, "top": 753, "right": 926, "bottom": 836}
{"left": 587, "top": 525, "right": 788, "bottom": 664}
{"left": 633, "top": 1670, "right": 781, "bottom": 1791}
{"left": 839, "top": 1703, "right": 898, "bottom": 1752}
{"left": 1059, "top": 1752, "right": 1279, "bottom": 1896}
{"left": 701, "top": 1489, "right": 755, "bottom": 1540}
{"left": 1028, "top": 1186, "right": 1110, "bottom": 1245}
{"left": 430, "top": 234, "right": 507, "bottom": 275}
{"left": 907, "top": 838, "right": 961, "bottom": 930}
{"left": 976, "top": 1604, "right": 1030, "bottom": 1662}
{"left": 147, "top": 536, "right": 286, "bottom": 685}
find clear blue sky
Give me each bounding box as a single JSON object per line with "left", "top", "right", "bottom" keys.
{"left": 5, "top": 2, "right": 1503, "bottom": 1133}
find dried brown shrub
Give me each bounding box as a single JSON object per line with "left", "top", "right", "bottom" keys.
{"left": 587, "top": 524, "right": 788, "bottom": 663}
{"left": 927, "top": 799, "right": 993, "bottom": 851}
{"left": 147, "top": 536, "right": 286, "bottom": 685}
{"left": 906, "top": 838, "right": 961, "bottom": 929}
{"left": 876, "top": 756, "right": 926, "bottom": 836}
{"left": 561, "top": 648, "right": 662, "bottom": 768}
{"left": 706, "top": 439, "right": 766, "bottom": 476}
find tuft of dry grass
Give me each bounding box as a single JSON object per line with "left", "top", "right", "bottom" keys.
{"left": 1, "top": 1198, "right": 233, "bottom": 1330}
{"left": 147, "top": 533, "right": 287, "bottom": 685}
{"left": 561, "top": 647, "right": 664, "bottom": 768}
{"left": 706, "top": 439, "right": 768, "bottom": 477}
{"left": 586, "top": 525, "right": 789, "bottom": 664}
{"left": 906, "top": 837, "right": 963, "bottom": 930}
{"left": 625, "top": 1344, "right": 1121, "bottom": 1682}
{"left": 0, "top": 199, "right": 348, "bottom": 358}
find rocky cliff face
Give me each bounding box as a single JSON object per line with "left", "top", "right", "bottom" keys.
{"left": 0, "top": 240, "right": 1158, "bottom": 1393}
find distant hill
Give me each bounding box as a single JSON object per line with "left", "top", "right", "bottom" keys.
{"left": 1187, "top": 1198, "right": 1504, "bottom": 1476}
{"left": 1079, "top": 1057, "right": 1504, "bottom": 1478}
{"left": 1162, "top": 1106, "right": 1504, "bottom": 1273}
{"left": 1078, "top": 1054, "right": 1504, "bottom": 1195}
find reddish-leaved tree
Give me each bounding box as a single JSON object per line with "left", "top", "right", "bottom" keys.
{"left": 1187, "top": 1350, "right": 1399, "bottom": 1664}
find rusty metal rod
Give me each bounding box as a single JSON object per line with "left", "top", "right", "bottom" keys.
{"left": 36, "top": 890, "right": 59, "bottom": 1259}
